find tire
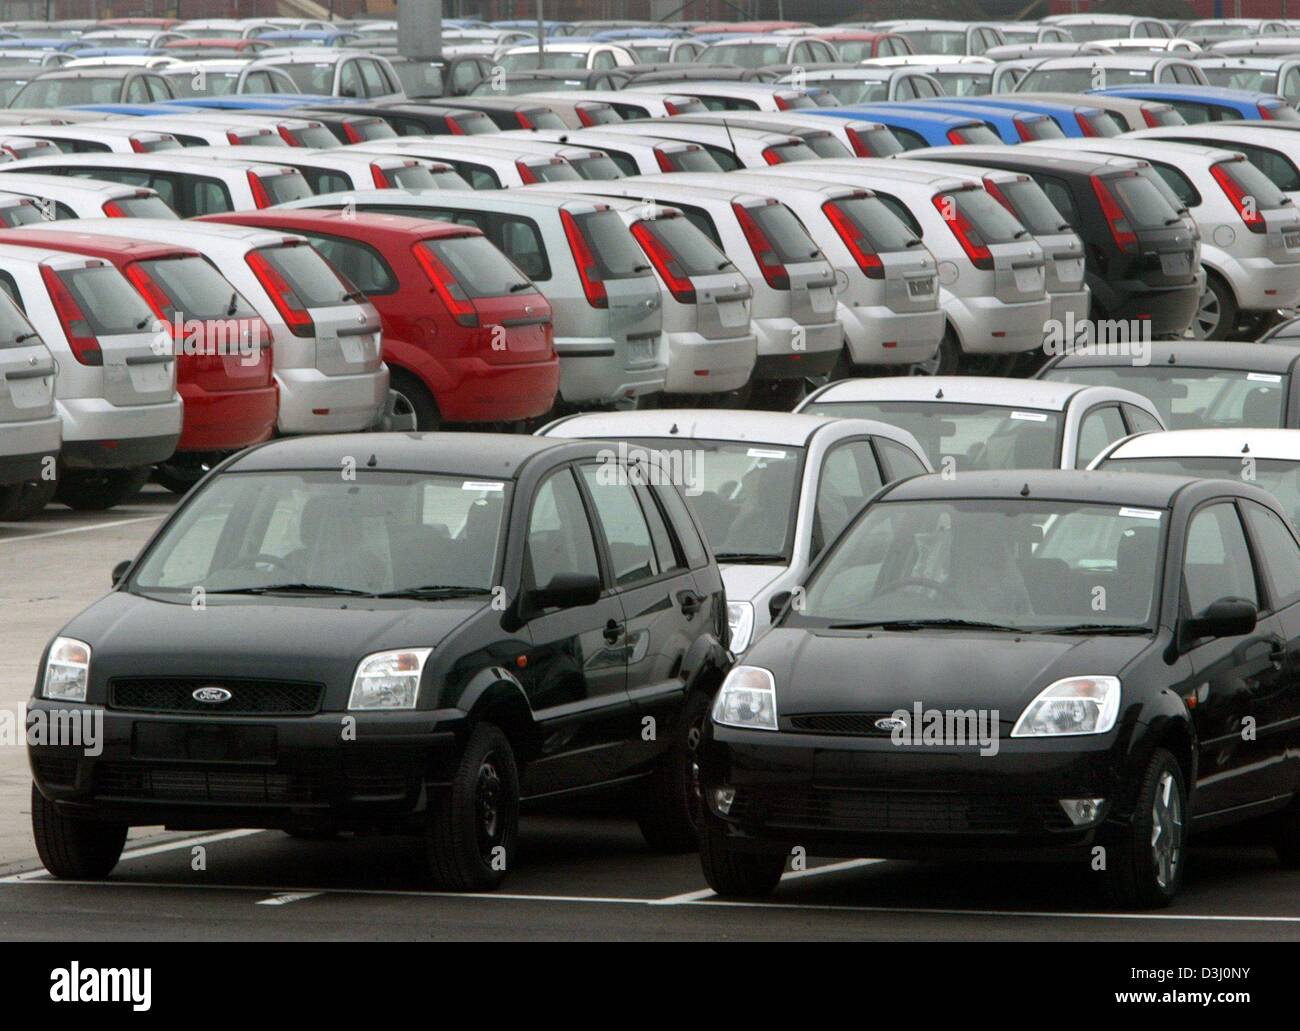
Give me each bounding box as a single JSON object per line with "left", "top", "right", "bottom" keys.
{"left": 910, "top": 327, "right": 960, "bottom": 376}
{"left": 699, "top": 825, "right": 786, "bottom": 898}
{"left": 10, "top": 478, "right": 57, "bottom": 521}
{"left": 30, "top": 783, "right": 126, "bottom": 880}
{"left": 424, "top": 722, "right": 519, "bottom": 891}
{"left": 55, "top": 467, "right": 151, "bottom": 512}
{"left": 636, "top": 690, "right": 711, "bottom": 852}
{"left": 751, "top": 378, "right": 806, "bottom": 411}
{"left": 0, "top": 484, "right": 23, "bottom": 521}
{"left": 1103, "top": 748, "right": 1187, "bottom": 909}
{"left": 388, "top": 369, "right": 440, "bottom": 431}
{"left": 153, "top": 457, "right": 218, "bottom": 496}
{"left": 1190, "top": 273, "right": 1237, "bottom": 341}
{"left": 1270, "top": 796, "right": 1300, "bottom": 867}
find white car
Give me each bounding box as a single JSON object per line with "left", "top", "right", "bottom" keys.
{"left": 350, "top": 138, "right": 585, "bottom": 188}
{"left": 656, "top": 109, "right": 903, "bottom": 158}
{"left": 797, "top": 376, "right": 1166, "bottom": 471}
{"left": 160, "top": 60, "right": 301, "bottom": 98}
{"left": 245, "top": 49, "right": 405, "bottom": 100}
{"left": 175, "top": 146, "right": 469, "bottom": 193}
{"left": 1040, "top": 13, "right": 1175, "bottom": 42}
{"left": 108, "top": 112, "right": 336, "bottom": 148}
{"left": 568, "top": 119, "right": 819, "bottom": 170}
{"left": 516, "top": 88, "right": 707, "bottom": 120}
{"left": 0, "top": 281, "right": 59, "bottom": 520}
{"left": 499, "top": 128, "right": 723, "bottom": 175}
{"left": 386, "top": 133, "right": 626, "bottom": 181}
{"left": 1013, "top": 55, "right": 1208, "bottom": 91}
{"left": 2, "top": 123, "right": 181, "bottom": 154}
{"left": 538, "top": 409, "right": 932, "bottom": 652}
{"left": 497, "top": 42, "right": 637, "bottom": 71}
{"left": 35, "top": 219, "right": 390, "bottom": 436}
{"left": 629, "top": 80, "right": 822, "bottom": 114}
{"left": 0, "top": 173, "right": 177, "bottom": 219}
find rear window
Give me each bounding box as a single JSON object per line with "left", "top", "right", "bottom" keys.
{"left": 109, "top": 194, "right": 178, "bottom": 219}
{"left": 947, "top": 187, "right": 1027, "bottom": 244}
{"left": 418, "top": 235, "right": 532, "bottom": 297}
{"left": 569, "top": 153, "right": 623, "bottom": 180}
{"left": 571, "top": 209, "right": 653, "bottom": 281}
{"left": 381, "top": 163, "right": 439, "bottom": 190}
{"left": 764, "top": 141, "right": 819, "bottom": 163}
{"left": 135, "top": 256, "right": 258, "bottom": 320}
{"left": 831, "top": 194, "right": 921, "bottom": 252}
{"left": 637, "top": 214, "right": 735, "bottom": 276}
{"left": 454, "top": 112, "right": 498, "bottom": 135}
{"left": 255, "top": 171, "right": 313, "bottom": 205}
{"left": 0, "top": 291, "right": 34, "bottom": 349}
{"left": 293, "top": 125, "right": 340, "bottom": 149}
{"left": 257, "top": 243, "right": 352, "bottom": 308}
{"left": 744, "top": 201, "right": 821, "bottom": 263}
{"left": 801, "top": 132, "right": 851, "bottom": 159}
{"left": 988, "top": 177, "right": 1069, "bottom": 236}
{"left": 132, "top": 136, "right": 179, "bottom": 153}
{"left": 1020, "top": 117, "right": 1066, "bottom": 141}
{"left": 1216, "top": 156, "right": 1291, "bottom": 211}
{"left": 524, "top": 159, "right": 582, "bottom": 183}
{"left": 58, "top": 264, "right": 154, "bottom": 336}
{"left": 1082, "top": 111, "right": 1123, "bottom": 137}
{"left": 578, "top": 104, "right": 620, "bottom": 126}
{"left": 949, "top": 124, "right": 1002, "bottom": 145}
{"left": 776, "top": 92, "right": 817, "bottom": 110}
{"left": 1145, "top": 105, "right": 1185, "bottom": 127}
{"left": 665, "top": 146, "right": 720, "bottom": 172}
{"left": 348, "top": 118, "right": 396, "bottom": 142}
{"left": 1106, "top": 171, "right": 1180, "bottom": 230}
{"left": 0, "top": 200, "right": 43, "bottom": 227}
{"left": 522, "top": 108, "right": 567, "bottom": 130}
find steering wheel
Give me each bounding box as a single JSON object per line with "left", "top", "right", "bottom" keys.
{"left": 225, "top": 552, "right": 296, "bottom": 576}
{"left": 877, "top": 577, "right": 964, "bottom": 606}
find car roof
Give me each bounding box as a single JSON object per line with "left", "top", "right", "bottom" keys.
{"left": 0, "top": 226, "right": 192, "bottom": 259}
{"left": 807, "top": 375, "right": 1091, "bottom": 411}
{"left": 226, "top": 432, "right": 591, "bottom": 477}
{"left": 1048, "top": 340, "right": 1300, "bottom": 372}
{"left": 541, "top": 409, "right": 859, "bottom": 447}
{"left": 909, "top": 143, "right": 1136, "bottom": 176}
{"left": 200, "top": 208, "right": 475, "bottom": 240}
{"left": 883, "top": 468, "right": 1198, "bottom": 506}
{"left": 1105, "top": 428, "right": 1300, "bottom": 462}
{"left": 284, "top": 186, "right": 601, "bottom": 216}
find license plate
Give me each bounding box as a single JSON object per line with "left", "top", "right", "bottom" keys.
{"left": 340, "top": 336, "right": 366, "bottom": 364}
{"left": 1285, "top": 230, "right": 1300, "bottom": 251}
{"left": 627, "top": 336, "right": 657, "bottom": 364}
{"left": 1056, "top": 257, "right": 1085, "bottom": 283}
{"left": 1160, "top": 252, "right": 1191, "bottom": 276}
{"left": 907, "top": 277, "right": 935, "bottom": 298}
{"left": 7, "top": 376, "right": 48, "bottom": 409}
{"left": 718, "top": 299, "right": 748, "bottom": 327}
{"left": 1014, "top": 266, "right": 1045, "bottom": 293}
{"left": 128, "top": 361, "right": 171, "bottom": 393}
{"left": 132, "top": 722, "right": 277, "bottom": 763}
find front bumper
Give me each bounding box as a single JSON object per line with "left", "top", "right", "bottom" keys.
{"left": 275, "top": 366, "right": 389, "bottom": 435}
{"left": 663, "top": 329, "right": 757, "bottom": 395}
{"left": 840, "top": 304, "right": 944, "bottom": 366}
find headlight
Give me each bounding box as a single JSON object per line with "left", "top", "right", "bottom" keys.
{"left": 348, "top": 648, "right": 432, "bottom": 710}
{"left": 712, "top": 665, "right": 778, "bottom": 731}
{"left": 727, "top": 601, "right": 755, "bottom": 653}
{"left": 43, "top": 636, "right": 91, "bottom": 702}
{"left": 1011, "top": 676, "right": 1120, "bottom": 737}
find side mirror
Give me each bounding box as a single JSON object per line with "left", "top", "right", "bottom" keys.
{"left": 111, "top": 560, "right": 131, "bottom": 587}
{"left": 528, "top": 573, "right": 601, "bottom": 613}
{"left": 769, "top": 590, "right": 792, "bottom": 622}
{"left": 1186, "top": 598, "right": 1257, "bottom": 641}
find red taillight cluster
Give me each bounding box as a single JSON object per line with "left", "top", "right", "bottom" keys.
{"left": 40, "top": 265, "right": 101, "bottom": 366}
{"left": 560, "top": 208, "right": 608, "bottom": 308}
{"left": 761, "top": 145, "right": 785, "bottom": 165}
{"left": 733, "top": 201, "right": 790, "bottom": 290}
{"left": 247, "top": 170, "right": 273, "bottom": 208}
{"left": 371, "top": 163, "right": 392, "bottom": 188}
{"left": 446, "top": 116, "right": 467, "bottom": 136}
{"left": 129, "top": 136, "right": 149, "bottom": 153}
{"left": 124, "top": 263, "right": 174, "bottom": 327}
{"left": 823, "top": 198, "right": 883, "bottom": 279}
{"left": 1210, "top": 160, "right": 1266, "bottom": 234}
{"left": 413, "top": 241, "right": 479, "bottom": 328}
{"left": 1091, "top": 174, "right": 1138, "bottom": 253}
{"left": 516, "top": 160, "right": 541, "bottom": 185}
{"left": 276, "top": 125, "right": 297, "bottom": 145}
{"left": 846, "top": 127, "right": 876, "bottom": 157}
{"left": 1259, "top": 102, "right": 1278, "bottom": 120}
{"left": 932, "top": 191, "right": 993, "bottom": 271}
{"left": 1141, "top": 107, "right": 1163, "bottom": 128}
{"left": 1014, "top": 117, "right": 1036, "bottom": 142}
{"left": 247, "top": 246, "right": 314, "bottom": 337}
{"left": 576, "top": 105, "right": 597, "bottom": 127}
{"left": 101, "top": 200, "right": 126, "bottom": 217}
{"left": 631, "top": 218, "right": 695, "bottom": 304}
{"left": 1076, "top": 112, "right": 1099, "bottom": 137}
{"left": 774, "top": 93, "right": 794, "bottom": 111}
{"left": 342, "top": 121, "right": 365, "bottom": 143}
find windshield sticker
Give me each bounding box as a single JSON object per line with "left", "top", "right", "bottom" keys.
{"left": 747, "top": 448, "right": 789, "bottom": 459}
{"left": 1010, "top": 411, "right": 1049, "bottom": 422}
{"left": 1119, "top": 507, "right": 1162, "bottom": 520}
{"left": 462, "top": 481, "right": 504, "bottom": 492}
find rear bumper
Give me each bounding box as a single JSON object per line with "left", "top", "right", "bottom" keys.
{"left": 275, "top": 366, "right": 389, "bottom": 435}
{"left": 1048, "top": 286, "right": 1090, "bottom": 332}
{"left": 58, "top": 397, "right": 183, "bottom": 467}
{"left": 1220, "top": 255, "right": 1300, "bottom": 312}
{"left": 840, "top": 304, "right": 944, "bottom": 366}
{"left": 178, "top": 383, "right": 278, "bottom": 452}
{"left": 1105, "top": 280, "right": 1201, "bottom": 337}
{"left": 947, "top": 294, "right": 1051, "bottom": 355}
{"left": 555, "top": 336, "right": 666, "bottom": 406}
{"left": 752, "top": 317, "right": 840, "bottom": 376}
{"left": 0, "top": 413, "right": 61, "bottom": 485}
{"left": 436, "top": 355, "right": 560, "bottom": 424}
{"left": 663, "top": 330, "right": 757, "bottom": 394}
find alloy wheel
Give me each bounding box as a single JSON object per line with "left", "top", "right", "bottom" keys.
{"left": 1151, "top": 769, "right": 1184, "bottom": 890}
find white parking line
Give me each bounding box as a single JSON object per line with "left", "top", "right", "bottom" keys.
{"left": 651, "top": 858, "right": 886, "bottom": 904}
{"left": 255, "top": 892, "right": 323, "bottom": 906}
{"left": 0, "top": 828, "right": 264, "bottom": 882}
{"left": 0, "top": 514, "right": 163, "bottom": 544}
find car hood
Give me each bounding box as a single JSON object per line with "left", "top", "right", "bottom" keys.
{"left": 746, "top": 626, "right": 1151, "bottom": 718}
{"left": 61, "top": 591, "right": 483, "bottom": 705}
{"left": 720, "top": 563, "right": 787, "bottom": 603}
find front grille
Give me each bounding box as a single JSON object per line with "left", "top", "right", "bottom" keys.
{"left": 729, "top": 787, "right": 1070, "bottom": 834}
{"left": 788, "top": 713, "right": 899, "bottom": 736}
{"left": 94, "top": 763, "right": 326, "bottom": 805}
{"left": 34, "top": 757, "right": 78, "bottom": 787}
{"left": 108, "top": 678, "right": 324, "bottom": 716}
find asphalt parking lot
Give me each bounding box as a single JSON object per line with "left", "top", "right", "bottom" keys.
{"left": 4, "top": 489, "right": 1300, "bottom": 942}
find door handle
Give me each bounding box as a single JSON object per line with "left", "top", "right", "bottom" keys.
{"left": 1269, "top": 638, "right": 1288, "bottom": 668}
{"left": 603, "top": 619, "right": 623, "bottom": 644}
{"left": 677, "top": 590, "right": 704, "bottom": 618}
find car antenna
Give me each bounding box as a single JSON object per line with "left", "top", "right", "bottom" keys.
{"left": 1167, "top": 353, "right": 1177, "bottom": 364}
{"left": 367, "top": 454, "right": 378, "bottom": 467}
{"left": 935, "top": 388, "right": 944, "bottom": 399}
{"left": 722, "top": 117, "right": 739, "bottom": 164}
{"left": 1242, "top": 443, "right": 1251, "bottom": 454}
{"left": 670, "top": 422, "right": 679, "bottom": 435}
{"left": 1020, "top": 483, "right": 1031, "bottom": 497}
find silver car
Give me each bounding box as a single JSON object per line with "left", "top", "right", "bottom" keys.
{"left": 0, "top": 284, "right": 59, "bottom": 520}
{"left": 538, "top": 409, "right": 932, "bottom": 652}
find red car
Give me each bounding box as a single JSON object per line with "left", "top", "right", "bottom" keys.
{"left": 800, "top": 30, "right": 915, "bottom": 61}
{"left": 0, "top": 229, "right": 278, "bottom": 491}
{"left": 691, "top": 21, "right": 812, "bottom": 33}
{"left": 200, "top": 210, "right": 559, "bottom": 429}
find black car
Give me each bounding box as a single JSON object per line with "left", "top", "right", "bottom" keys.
{"left": 426, "top": 96, "right": 572, "bottom": 131}
{"left": 1039, "top": 339, "right": 1300, "bottom": 429}
{"left": 315, "top": 100, "right": 499, "bottom": 137}
{"left": 698, "top": 469, "right": 1300, "bottom": 907}
{"left": 913, "top": 146, "right": 1202, "bottom": 337}
{"left": 272, "top": 108, "right": 398, "bottom": 144}
{"left": 29, "top": 433, "right": 730, "bottom": 890}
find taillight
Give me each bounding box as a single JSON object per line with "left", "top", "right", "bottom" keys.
{"left": 517, "top": 160, "right": 543, "bottom": 185}
{"left": 342, "top": 121, "right": 364, "bottom": 143}
{"left": 125, "top": 264, "right": 175, "bottom": 326}
{"left": 1141, "top": 106, "right": 1162, "bottom": 128}
{"left": 761, "top": 145, "right": 785, "bottom": 165}
{"left": 40, "top": 265, "right": 100, "bottom": 366}
{"left": 946, "top": 127, "right": 970, "bottom": 145}
{"left": 371, "top": 163, "right": 392, "bottom": 188}
{"left": 246, "top": 247, "right": 314, "bottom": 337}
{"left": 517, "top": 111, "right": 535, "bottom": 129}
{"left": 576, "top": 105, "right": 596, "bottom": 127}
{"left": 247, "top": 171, "right": 272, "bottom": 208}
{"left": 774, "top": 93, "right": 794, "bottom": 111}
{"left": 847, "top": 127, "right": 876, "bottom": 156}
{"left": 276, "top": 125, "right": 297, "bottom": 145}
{"left": 631, "top": 219, "right": 695, "bottom": 304}
{"left": 560, "top": 209, "right": 608, "bottom": 308}
{"left": 102, "top": 200, "right": 125, "bottom": 217}
{"left": 982, "top": 176, "right": 1020, "bottom": 223}
{"left": 412, "top": 241, "right": 478, "bottom": 328}
{"left": 655, "top": 148, "right": 676, "bottom": 172}
{"left": 227, "top": 130, "right": 244, "bottom": 145}
{"left": 1091, "top": 174, "right": 1138, "bottom": 253}
{"left": 446, "top": 116, "right": 467, "bottom": 135}
{"left": 1211, "top": 160, "right": 1266, "bottom": 234}
{"left": 932, "top": 192, "right": 992, "bottom": 271}
{"left": 823, "top": 199, "right": 883, "bottom": 279}
{"left": 1076, "top": 112, "right": 1099, "bottom": 137}
{"left": 732, "top": 201, "right": 789, "bottom": 290}
{"left": 663, "top": 100, "right": 684, "bottom": 116}
{"left": 1259, "top": 102, "right": 1278, "bottom": 120}
{"left": 1014, "top": 116, "right": 1036, "bottom": 142}
{"left": 129, "top": 136, "right": 148, "bottom": 153}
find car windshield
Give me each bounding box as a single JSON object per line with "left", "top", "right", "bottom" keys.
{"left": 12, "top": 75, "right": 122, "bottom": 106}
{"left": 499, "top": 51, "right": 589, "bottom": 71}
{"left": 900, "top": 30, "right": 966, "bottom": 54}
{"left": 280, "top": 62, "right": 335, "bottom": 93}
{"left": 1042, "top": 366, "right": 1288, "bottom": 429}
{"left": 130, "top": 470, "right": 507, "bottom": 596}
{"left": 1104, "top": 455, "right": 1300, "bottom": 522}
{"left": 166, "top": 71, "right": 239, "bottom": 96}
{"left": 815, "top": 80, "right": 888, "bottom": 105}
{"left": 934, "top": 72, "right": 991, "bottom": 95}
{"left": 803, "top": 401, "right": 1061, "bottom": 470}
{"left": 393, "top": 61, "right": 444, "bottom": 98}
{"left": 701, "top": 43, "right": 786, "bottom": 67}
{"left": 626, "top": 438, "right": 804, "bottom": 563}
{"left": 1019, "top": 67, "right": 1155, "bottom": 91}
{"left": 790, "top": 497, "right": 1164, "bottom": 632}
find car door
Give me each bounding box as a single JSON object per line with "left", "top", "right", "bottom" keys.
{"left": 516, "top": 465, "right": 634, "bottom": 796}
{"left": 1074, "top": 403, "right": 1129, "bottom": 468}
{"left": 810, "top": 436, "right": 885, "bottom": 561}
{"left": 1181, "top": 500, "right": 1285, "bottom": 817}
{"left": 576, "top": 461, "right": 697, "bottom": 776}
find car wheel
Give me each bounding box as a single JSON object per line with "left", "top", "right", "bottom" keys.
{"left": 699, "top": 825, "right": 786, "bottom": 898}
{"left": 1104, "top": 748, "right": 1186, "bottom": 908}
{"left": 153, "top": 457, "right": 217, "bottom": 495}
{"left": 10, "top": 478, "right": 57, "bottom": 521}
{"left": 636, "top": 689, "right": 712, "bottom": 853}
{"left": 30, "top": 783, "right": 127, "bottom": 880}
{"left": 424, "top": 722, "right": 519, "bottom": 891}
{"left": 1190, "top": 274, "right": 1237, "bottom": 341}
{"left": 388, "top": 369, "right": 440, "bottom": 431}
{"left": 55, "top": 467, "right": 151, "bottom": 511}
{"left": 910, "top": 327, "right": 960, "bottom": 376}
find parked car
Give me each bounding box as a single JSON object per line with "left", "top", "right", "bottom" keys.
{"left": 159, "top": 59, "right": 300, "bottom": 97}
{"left": 1129, "top": 122, "right": 1300, "bottom": 206}
{"left": 874, "top": 20, "right": 1006, "bottom": 56}
{"left": 876, "top": 99, "right": 1068, "bottom": 143}
{"left": 568, "top": 120, "right": 818, "bottom": 170}
{"left": 350, "top": 138, "right": 585, "bottom": 189}
{"left": 202, "top": 208, "right": 559, "bottom": 429}
{"left": 630, "top": 80, "right": 822, "bottom": 113}
{"left": 266, "top": 108, "right": 397, "bottom": 145}
{"left": 179, "top": 146, "right": 468, "bottom": 193}
{"left": 514, "top": 88, "right": 707, "bottom": 120}
{"left": 390, "top": 133, "right": 626, "bottom": 181}
{"left": 0, "top": 122, "right": 180, "bottom": 153}
{"left": 539, "top": 409, "right": 931, "bottom": 652}
{"left": 777, "top": 67, "right": 943, "bottom": 106}
{"left": 412, "top": 96, "right": 574, "bottom": 131}
{"left": 807, "top": 104, "right": 1004, "bottom": 149}
{"left": 246, "top": 49, "right": 405, "bottom": 100}
{"left": 318, "top": 100, "right": 498, "bottom": 137}
{"left": 1092, "top": 84, "right": 1300, "bottom": 123}
{"left": 0, "top": 172, "right": 176, "bottom": 218}
{"left": 1012, "top": 55, "right": 1207, "bottom": 91}
{"left": 0, "top": 283, "right": 59, "bottom": 520}
{"left": 7, "top": 66, "right": 178, "bottom": 106}
{"left": 39, "top": 217, "right": 390, "bottom": 436}
{"left": 938, "top": 95, "right": 1125, "bottom": 138}
{"left": 0, "top": 228, "right": 278, "bottom": 492}
{"left": 0, "top": 240, "right": 181, "bottom": 508}
{"left": 696, "top": 34, "right": 841, "bottom": 67}
{"left": 1195, "top": 56, "right": 1300, "bottom": 106}
{"left": 29, "top": 432, "right": 729, "bottom": 886}
{"left": 1041, "top": 13, "right": 1174, "bottom": 41}
{"left": 1004, "top": 91, "right": 1186, "bottom": 131}
{"left": 503, "top": 128, "right": 723, "bottom": 175}
{"left": 497, "top": 42, "right": 636, "bottom": 71}
{"left": 654, "top": 109, "right": 902, "bottom": 158}
{"left": 119, "top": 112, "right": 339, "bottom": 148}
{"left": 282, "top": 188, "right": 665, "bottom": 410}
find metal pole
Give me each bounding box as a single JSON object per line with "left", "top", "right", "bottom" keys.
{"left": 397, "top": 0, "right": 443, "bottom": 60}
{"left": 538, "top": 0, "right": 545, "bottom": 63}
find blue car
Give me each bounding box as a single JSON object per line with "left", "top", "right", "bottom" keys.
{"left": 880, "top": 100, "right": 1066, "bottom": 143}
{"left": 807, "top": 104, "right": 1004, "bottom": 148}
{"left": 69, "top": 102, "right": 194, "bottom": 116}
{"left": 256, "top": 30, "right": 361, "bottom": 48}
{"left": 1, "top": 38, "right": 85, "bottom": 51}
{"left": 1091, "top": 85, "right": 1300, "bottom": 124}
{"left": 936, "top": 95, "right": 1125, "bottom": 138}
{"left": 165, "top": 94, "right": 343, "bottom": 111}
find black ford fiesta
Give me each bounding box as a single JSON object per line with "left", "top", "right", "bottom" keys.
{"left": 699, "top": 469, "right": 1300, "bottom": 907}
{"left": 29, "top": 433, "right": 730, "bottom": 891}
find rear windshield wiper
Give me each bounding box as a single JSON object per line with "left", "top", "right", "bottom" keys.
{"left": 373, "top": 585, "right": 493, "bottom": 599}
{"left": 14, "top": 331, "right": 40, "bottom": 343}
{"left": 508, "top": 281, "right": 532, "bottom": 292}
{"left": 825, "top": 618, "right": 1023, "bottom": 632}
{"left": 214, "top": 583, "right": 375, "bottom": 597}
{"left": 1034, "top": 623, "right": 1152, "bottom": 635}
{"left": 713, "top": 551, "right": 784, "bottom": 564}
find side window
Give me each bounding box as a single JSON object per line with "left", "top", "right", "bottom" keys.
{"left": 124, "top": 77, "right": 149, "bottom": 103}
{"left": 579, "top": 465, "right": 658, "bottom": 587}
{"left": 1244, "top": 501, "right": 1300, "bottom": 610}
{"left": 912, "top": 77, "right": 941, "bottom": 98}
{"left": 497, "top": 216, "right": 549, "bottom": 281}
{"left": 1036, "top": 175, "right": 1079, "bottom": 224}
{"left": 301, "top": 234, "right": 396, "bottom": 294}
{"left": 338, "top": 60, "right": 363, "bottom": 98}
{"left": 655, "top": 485, "right": 708, "bottom": 568}
{"left": 0, "top": 270, "right": 22, "bottom": 309}
{"left": 357, "top": 59, "right": 387, "bottom": 97}
{"left": 605, "top": 150, "right": 638, "bottom": 176}
{"left": 702, "top": 144, "right": 742, "bottom": 171}
{"left": 592, "top": 50, "right": 616, "bottom": 70}
{"left": 145, "top": 75, "right": 171, "bottom": 101}
{"left": 310, "top": 171, "right": 351, "bottom": 195}
{"left": 1076, "top": 405, "right": 1127, "bottom": 467}
{"left": 1184, "top": 502, "right": 1259, "bottom": 615}
{"left": 813, "top": 440, "right": 884, "bottom": 557}
{"left": 875, "top": 192, "right": 923, "bottom": 236}
{"left": 187, "top": 176, "right": 232, "bottom": 216}
{"left": 637, "top": 485, "right": 684, "bottom": 574}
{"left": 526, "top": 469, "right": 601, "bottom": 591}
{"left": 890, "top": 127, "right": 928, "bottom": 151}
{"left": 1150, "top": 162, "right": 1200, "bottom": 207}
{"left": 875, "top": 437, "right": 928, "bottom": 480}
{"left": 244, "top": 71, "right": 272, "bottom": 92}
{"left": 894, "top": 78, "right": 915, "bottom": 100}
{"left": 1123, "top": 404, "right": 1163, "bottom": 435}
{"left": 451, "top": 61, "right": 480, "bottom": 93}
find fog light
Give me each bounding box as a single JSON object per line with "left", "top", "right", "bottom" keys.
{"left": 1059, "top": 798, "right": 1106, "bottom": 826}
{"left": 714, "top": 787, "right": 736, "bottom": 815}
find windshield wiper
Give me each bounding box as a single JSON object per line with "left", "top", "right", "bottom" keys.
{"left": 214, "top": 583, "right": 375, "bottom": 597}
{"left": 713, "top": 551, "right": 784, "bottom": 564}
{"left": 1034, "top": 623, "right": 1152, "bottom": 635}
{"left": 826, "top": 618, "right": 1023, "bottom": 632}
{"left": 373, "top": 584, "right": 493, "bottom": 599}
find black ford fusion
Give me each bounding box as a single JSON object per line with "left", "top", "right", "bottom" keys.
{"left": 699, "top": 469, "right": 1300, "bottom": 908}
{"left": 29, "top": 434, "right": 730, "bottom": 891}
